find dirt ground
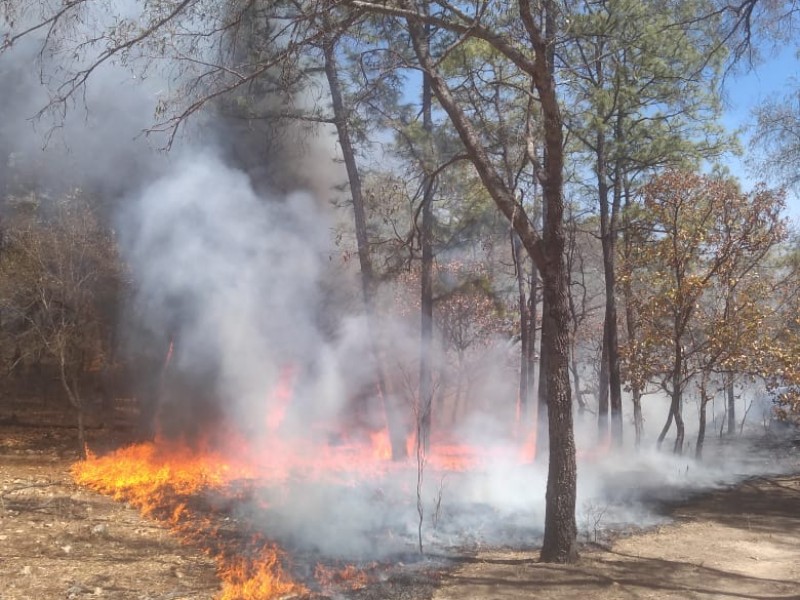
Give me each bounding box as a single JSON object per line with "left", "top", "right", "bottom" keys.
{"left": 434, "top": 472, "right": 800, "bottom": 600}
{"left": 0, "top": 426, "right": 219, "bottom": 600}
{"left": 1, "top": 424, "right": 799, "bottom": 600}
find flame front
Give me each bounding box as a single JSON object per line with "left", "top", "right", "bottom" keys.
{"left": 71, "top": 362, "right": 612, "bottom": 599}
{"left": 72, "top": 442, "right": 304, "bottom": 599}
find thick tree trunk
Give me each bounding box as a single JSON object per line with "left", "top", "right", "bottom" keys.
{"left": 538, "top": 0, "right": 577, "bottom": 563}
{"left": 323, "top": 40, "right": 406, "bottom": 459}
{"left": 539, "top": 224, "right": 578, "bottom": 563}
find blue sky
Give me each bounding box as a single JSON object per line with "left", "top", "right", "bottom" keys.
{"left": 722, "top": 45, "right": 800, "bottom": 222}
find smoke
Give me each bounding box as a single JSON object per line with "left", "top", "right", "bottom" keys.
{"left": 2, "top": 3, "right": 798, "bottom": 569}
{"left": 119, "top": 152, "right": 358, "bottom": 436}
{"left": 0, "top": 37, "right": 170, "bottom": 203}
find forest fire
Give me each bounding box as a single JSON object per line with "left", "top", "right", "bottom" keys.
{"left": 71, "top": 398, "right": 544, "bottom": 599}
{"left": 65, "top": 331, "right": 554, "bottom": 600}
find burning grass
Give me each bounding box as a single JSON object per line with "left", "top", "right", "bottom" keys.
{"left": 72, "top": 441, "right": 305, "bottom": 599}
{"left": 70, "top": 423, "right": 545, "bottom": 599}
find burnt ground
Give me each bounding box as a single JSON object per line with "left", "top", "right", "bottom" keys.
{"left": 0, "top": 420, "right": 799, "bottom": 600}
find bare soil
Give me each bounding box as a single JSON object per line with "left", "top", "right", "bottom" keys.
{"left": 0, "top": 426, "right": 219, "bottom": 600}
{"left": 1, "top": 423, "right": 798, "bottom": 600}
{"left": 434, "top": 473, "right": 800, "bottom": 600}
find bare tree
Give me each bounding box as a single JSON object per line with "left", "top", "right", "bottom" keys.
{"left": 0, "top": 193, "right": 124, "bottom": 457}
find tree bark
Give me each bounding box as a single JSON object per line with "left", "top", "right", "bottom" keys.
{"left": 537, "top": 297, "right": 551, "bottom": 457}
{"left": 539, "top": 219, "right": 578, "bottom": 563}
{"left": 696, "top": 393, "right": 709, "bottom": 460}
{"left": 323, "top": 38, "right": 407, "bottom": 459}
{"left": 418, "top": 32, "right": 435, "bottom": 453}
{"left": 419, "top": 92, "right": 434, "bottom": 454}
{"left": 608, "top": 120, "right": 624, "bottom": 445}
{"left": 597, "top": 318, "right": 609, "bottom": 437}
{"left": 657, "top": 405, "right": 674, "bottom": 450}
{"left": 632, "top": 391, "right": 643, "bottom": 447}
{"left": 672, "top": 353, "right": 685, "bottom": 454}
{"left": 726, "top": 373, "right": 736, "bottom": 436}
{"left": 596, "top": 123, "right": 622, "bottom": 445}
{"left": 536, "top": 0, "right": 577, "bottom": 564}
{"left": 513, "top": 235, "right": 532, "bottom": 423}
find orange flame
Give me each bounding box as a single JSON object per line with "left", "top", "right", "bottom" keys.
{"left": 219, "top": 546, "right": 304, "bottom": 600}
{"left": 72, "top": 366, "right": 557, "bottom": 597}
{"left": 73, "top": 442, "right": 303, "bottom": 600}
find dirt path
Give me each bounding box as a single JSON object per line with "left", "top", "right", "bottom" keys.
{"left": 433, "top": 474, "right": 800, "bottom": 600}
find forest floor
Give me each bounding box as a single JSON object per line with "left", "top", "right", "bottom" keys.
{"left": 433, "top": 472, "right": 800, "bottom": 600}
{"left": 0, "top": 421, "right": 798, "bottom": 600}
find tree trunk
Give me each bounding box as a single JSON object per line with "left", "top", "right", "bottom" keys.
{"left": 632, "top": 391, "right": 643, "bottom": 447}
{"left": 418, "top": 95, "right": 435, "bottom": 453}
{"left": 323, "top": 38, "right": 407, "bottom": 459}
{"left": 672, "top": 357, "right": 685, "bottom": 454}
{"left": 597, "top": 319, "right": 609, "bottom": 437}
{"left": 570, "top": 343, "right": 586, "bottom": 417}
{"left": 537, "top": 300, "right": 551, "bottom": 457}
{"left": 608, "top": 128, "right": 624, "bottom": 445}
{"left": 416, "top": 18, "right": 435, "bottom": 454}
{"left": 527, "top": 194, "right": 541, "bottom": 424}
{"left": 514, "top": 235, "right": 531, "bottom": 424}
{"left": 58, "top": 346, "right": 86, "bottom": 459}
{"left": 657, "top": 405, "right": 674, "bottom": 450}
{"left": 696, "top": 394, "right": 709, "bottom": 460}
{"left": 538, "top": 0, "right": 577, "bottom": 563}
{"left": 539, "top": 217, "right": 578, "bottom": 563}
{"left": 596, "top": 123, "right": 622, "bottom": 445}
{"left": 564, "top": 212, "right": 587, "bottom": 418}
{"left": 621, "top": 177, "right": 643, "bottom": 446}
{"left": 726, "top": 373, "right": 736, "bottom": 436}
{"left": 528, "top": 272, "right": 539, "bottom": 407}
{"left": 669, "top": 317, "right": 686, "bottom": 454}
